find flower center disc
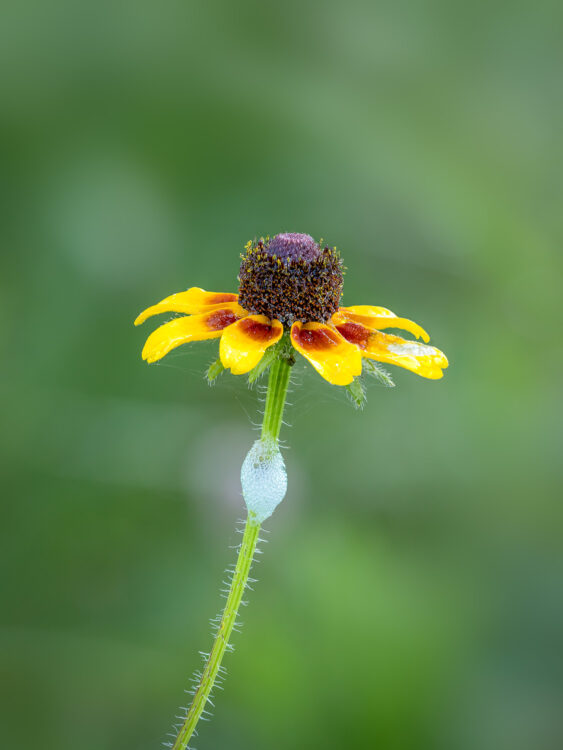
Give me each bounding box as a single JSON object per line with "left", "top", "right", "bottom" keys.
{"left": 238, "top": 233, "right": 343, "bottom": 325}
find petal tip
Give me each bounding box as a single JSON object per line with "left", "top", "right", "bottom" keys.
{"left": 141, "top": 342, "right": 160, "bottom": 363}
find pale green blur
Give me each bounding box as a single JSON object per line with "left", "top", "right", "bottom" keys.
{"left": 1, "top": 1, "right": 562, "bottom": 749}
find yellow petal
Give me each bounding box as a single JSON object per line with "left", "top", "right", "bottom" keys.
{"left": 339, "top": 306, "right": 429, "bottom": 342}
{"left": 290, "top": 321, "right": 362, "bottom": 386}
{"left": 220, "top": 315, "right": 283, "bottom": 375}
{"left": 341, "top": 304, "right": 397, "bottom": 318}
{"left": 141, "top": 308, "right": 244, "bottom": 363}
{"left": 135, "top": 287, "right": 240, "bottom": 326}
{"left": 362, "top": 330, "right": 449, "bottom": 380}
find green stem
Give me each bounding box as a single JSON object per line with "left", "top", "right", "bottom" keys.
{"left": 171, "top": 354, "right": 291, "bottom": 750}
{"left": 171, "top": 520, "right": 259, "bottom": 750}
{"left": 261, "top": 355, "right": 292, "bottom": 442}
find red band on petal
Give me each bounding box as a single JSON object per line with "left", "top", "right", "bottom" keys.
{"left": 239, "top": 318, "right": 278, "bottom": 342}
{"left": 335, "top": 322, "right": 370, "bottom": 349}
{"left": 206, "top": 309, "right": 239, "bottom": 330}
{"left": 208, "top": 293, "right": 238, "bottom": 305}
{"left": 293, "top": 326, "right": 341, "bottom": 350}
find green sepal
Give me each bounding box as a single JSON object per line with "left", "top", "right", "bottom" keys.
{"left": 247, "top": 345, "right": 279, "bottom": 385}
{"left": 346, "top": 377, "right": 366, "bottom": 409}
{"left": 206, "top": 357, "right": 225, "bottom": 385}
{"left": 363, "top": 359, "right": 395, "bottom": 387}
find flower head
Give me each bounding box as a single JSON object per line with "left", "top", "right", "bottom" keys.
{"left": 238, "top": 233, "right": 343, "bottom": 325}
{"left": 135, "top": 233, "right": 448, "bottom": 385}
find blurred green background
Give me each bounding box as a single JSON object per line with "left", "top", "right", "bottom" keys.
{"left": 1, "top": 1, "right": 562, "bottom": 748}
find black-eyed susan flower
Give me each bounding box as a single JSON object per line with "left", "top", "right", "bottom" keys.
{"left": 135, "top": 232, "right": 448, "bottom": 385}
{"left": 135, "top": 232, "right": 449, "bottom": 750}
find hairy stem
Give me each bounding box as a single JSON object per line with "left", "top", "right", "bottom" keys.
{"left": 171, "top": 520, "right": 260, "bottom": 750}
{"left": 261, "top": 355, "right": 292, "bottom": 442}
{"left": 170, "top": 354, "right": 291, "bottom": 750}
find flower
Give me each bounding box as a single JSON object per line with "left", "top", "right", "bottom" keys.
{"left": 135, "top": 233, "right": 448, "bottom": 385}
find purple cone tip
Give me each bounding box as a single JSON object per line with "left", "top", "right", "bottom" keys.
{"left": 266, "top": 233, "right": 320, "bottom": 262}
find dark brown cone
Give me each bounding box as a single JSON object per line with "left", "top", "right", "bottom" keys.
{"left": 238, "top": 234, "right": 344, "bottom": 325}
